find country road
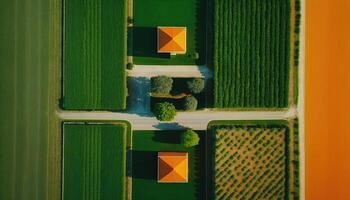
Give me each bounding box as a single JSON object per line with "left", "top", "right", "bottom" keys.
{"left": 127, "top": 65, "right": 212, "bottom": 78}
{"left": 57, "top": 107, "right": 297, "bottom": 130}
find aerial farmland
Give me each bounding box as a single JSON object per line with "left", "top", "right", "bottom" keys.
{"left": 213, "top": 0, "right": 291, "bottom": 108}
{"left": 63, "top": 123, "right": 127, "bottom": 200}
{"left": 0, "top": 0, "right": 304, "bottom": 199}
{"left": 63, "top": 0, "right": 127, "bottom": 110}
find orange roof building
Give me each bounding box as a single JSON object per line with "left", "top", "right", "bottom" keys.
{"left": 157, "top": 27, "right": 187, "bottom": 55}
{"left": 157, "top": 152, "right": 188, "bottom": 183}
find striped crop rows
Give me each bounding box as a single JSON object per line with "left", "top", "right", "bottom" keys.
{"left": 213, "top": 126, "right": 288, "bottom": 200}
{"left": 213, "top": 0, "right": 291, "bottom": 108}
{"left": 63, "top": 124, "right": 126, "bottom": 200}
{"left": 64, "top": 0, "right": 127, "bottom": 110}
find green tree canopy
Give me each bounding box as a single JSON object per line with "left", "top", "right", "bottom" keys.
{"left": 182, "top": 95, "right": 198, "bottom": 111}
{"left": 151, "top": 76, "right": 173, "bottom": 94}
{"left": 187, "top": 78, "right": 205, "bottom": 94}
{"left": 181, "top": 129, "right": 200, "bottom": 147}
{"left": 153, "top": 102, "right": 176, "bottom": 121}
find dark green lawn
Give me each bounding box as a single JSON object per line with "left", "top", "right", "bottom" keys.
{"left": 63, "top": 124, "right": 126, "bottom": 200}
{"left": 132, "top": 0, "right": 207, "bottom": 65}
{"left": 132, "top": 130, "right": 206, "bottom": 200}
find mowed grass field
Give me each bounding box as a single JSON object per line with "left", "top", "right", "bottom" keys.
{"left": 0, "top": 0, "right": 61, "bottom": 199}
{"left": 213, "top": 0, "right": 291, "bottom": 108}
{"left": 132, "top": 0, "right": 207, "bottom": 65}
{"left": 63, "top": 124, "right": 126, "bottom": 200}
{"left": 64, "top": 0, "right": 127, "bottom": 110}
{"left": 132, "top": 131, "right": 206, "bottom": 200}
{"left": 211, "top": 124, "right": 289, "bottom": 200}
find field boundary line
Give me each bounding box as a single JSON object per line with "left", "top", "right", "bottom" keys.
{"left": 298, "top": 0, "right": 305, "bottom": 199}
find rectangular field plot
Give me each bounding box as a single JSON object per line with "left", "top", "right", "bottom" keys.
{"left": 132, "top": 131, "right": 206, "bottom": 200}
{"left": 63, "top": 0, "right": 127, "bottom": 110}
{"left": 63, "top": 124, "right": 126, "bottom": 200}
{"left": 210, "top": 124, "right": 290, "bottom": 199}
{"left": 213, "top": 0, "right": 291, "bottom": 108}
{"left": 132, "top": 0, "right": 207, "bottom": 65}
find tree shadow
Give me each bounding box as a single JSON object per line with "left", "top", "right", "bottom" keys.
{"left": 206, "top": 127, "right": 216, "bottom": 200}
{"left": 204, "top": 78, "right": 214, "bottom": 108}
{"left": 194, "top": 0, "right": 208, "bottom": 66}
{"left": 126, "top": 149, "right": 133, "bottom": 177}
{"left": 152, "top": 122, "right": 187, "bottom": 130}
{"left": 152, "top": 131, "right": 181, "bottom": 144}
{"left": 130, "top": 26, "right": 170, "bottom": 59}
{"left": 198, "top": 130, "right": 211, "bottom": 200}
{"left": 131, "top": 150, "right": 158, "bottom": 180}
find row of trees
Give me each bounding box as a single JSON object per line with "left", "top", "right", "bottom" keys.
{"left": 294, "top": 0, "right": 301, "bottom": 67}
{"left": 151, "top": 76, "right": 205, "bottom": 94}
{"left": 153, "top": 96, "right": 198, "bottom": 121}
{"left": 151, "top": 76, "right": 205, "bottom": 121}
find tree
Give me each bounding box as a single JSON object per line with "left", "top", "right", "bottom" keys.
{"left": 126, "top": 62, "right": 134, "bottom": 70}
{"left": 187, "top": 78, "right": 205, "bottom": 94}
{"left": 151, "top": 76, "right": 173, "bottom": 94}
{"left": 182, "top": 95, "right": 198, "bottom": 111}
{"left": 153, "top": 102, "right": 176, "bottom": 121}
{"left": 181, "top": 129, "right": 200, "bottom": 147}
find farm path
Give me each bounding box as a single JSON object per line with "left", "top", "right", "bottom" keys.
{"left": 297, "top": 0, "right": 305, "bottom": 199}
{"left": 128, "top": 65, "right": 212, "bottom": 78}
{"left": 57, "top": 107, "right": 297, "bottom": 130}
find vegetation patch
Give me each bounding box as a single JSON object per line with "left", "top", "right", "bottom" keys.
{"left": 63, "top": 0, "right": 127, "bottom": 110}
{"left": 210, "top": 124, "right": 290, "bottom": 199}
{"left": 151, "top": 76, "right": 173, "bottom": 94}
{"left": 63, "top": 123, "right": 126, "bottom": 200}
{"left": 213, "top": 0, "right": 291, "bottom": 108}
{"left": 181, "top": 129, "right": 200, "bottom": 147}
{"left": 153, "top": 102, "right": 177, "bottom": 121}
{"left": 0, "top": 0, "right": 60, "bottom": 198}
{"left": 293, "top": 0, "right": 302, "bottom": 104}
{"left": 151, "top": 77, "right": 208, "bottom": 111}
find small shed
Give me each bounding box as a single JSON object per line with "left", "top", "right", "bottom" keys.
{"left": 158, "top": 152, "right": 188, "bottom": 183}
{"left": 157, "top": 27, "right": 187, "bottom": 55}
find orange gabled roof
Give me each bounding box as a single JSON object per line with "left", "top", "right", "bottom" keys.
{"left": 157, "top": 27, "right": 187, "bottom": 54}
{"left": 158, "top": 152, "right": 188, "bottom": 183}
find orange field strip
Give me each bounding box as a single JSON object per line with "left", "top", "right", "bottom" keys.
{"left": 306, "top": 0, "right": 350, "bottom": 199}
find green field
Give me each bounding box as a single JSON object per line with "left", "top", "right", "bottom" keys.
{"left": 0, "top": 0, "right": 61, "bottom": 199}
{"left": 63, "top": 0, "right": 127, "bottom": 110}
{"left": 132, "top": 0, "right": 207, "bottom": 65}
{"left": 213, "top": 0, "right": 291, "bottom": 108}
{"left": 132, "top": 130, "right": 206, "bottom": 200}
{"left": 63, "top": 124, "right": 126, "bottom": 200}
{"left": 210, "top": 124, "right": 289, "bottom": 199}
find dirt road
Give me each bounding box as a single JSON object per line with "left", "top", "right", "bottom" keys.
{"left": 128, "top": 65, "right": 212, "bottom": 78}
{"left": 57, "top": 107, "right": 297, "bottom": 130}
